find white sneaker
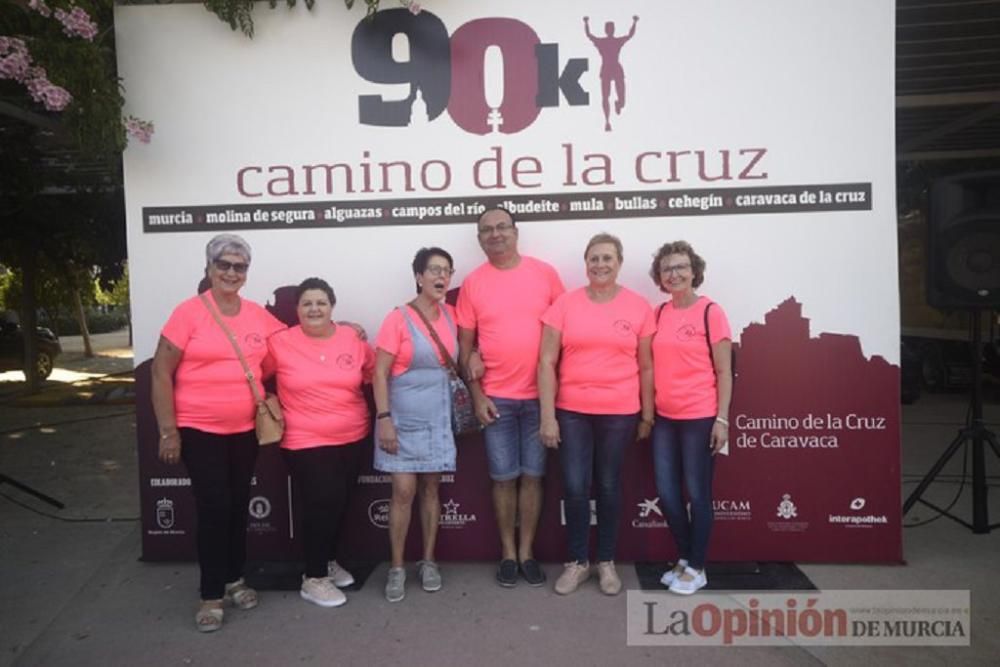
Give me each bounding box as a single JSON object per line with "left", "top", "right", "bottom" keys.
{"left": 659, "top": 559, "right": 689, "bottom": 587}
{"left": 327, "top": 560, "right": 355, "bottom": 588}
{"left": 668, "top": 566, "right": 707, "bottom": 595}
{"left": 300, "top": 576, "right": 347, "bottom": 608}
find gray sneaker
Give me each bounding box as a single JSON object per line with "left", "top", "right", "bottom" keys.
{"left": 385, "top": 566, "right": 406, "bottom": 603}
{"left": 417, "top": 560, "right": 442, "bottom": 592}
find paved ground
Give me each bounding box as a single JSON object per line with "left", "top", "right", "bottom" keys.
{"left": 1, "top": 332, "right": 998, "bottom": 666}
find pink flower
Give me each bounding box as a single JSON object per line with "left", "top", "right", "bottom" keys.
{"left": 28, "top": 0, "right": 52, "bottom": 17}
{"left": 125, "top": 116, "right": 155, "bottom": 144}
{"left": 24, "top": 67, "right": 72, "bottom": 111}
{"left": 54, "top": 6, "right": 98, "bottom": 42}
{"left": 0, "top": 37, "right": 32, "bottom": 82}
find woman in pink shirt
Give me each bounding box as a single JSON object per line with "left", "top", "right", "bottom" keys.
{"left": 267, "top": 277, "right": 374, "bottom": 609}
{"left": 538, "top": 233, "right": 655, "bottom": 597}
{"left": 649, "top": 240, "right": 733, "bottom": 596}
{"left": 151, "top": 234, "right": 285, "bottom": 632}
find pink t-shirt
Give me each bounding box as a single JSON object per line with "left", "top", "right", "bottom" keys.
{"left": 652, "top": 297, "right": 732, "bottom": 419}
{"left": 268, "top": 325, "right": 375, "bottom": 450}
{"left": 541, "top": 286, "right": 655, "bottom": 414}
{"left": 161, "top": 295, "right": 286, "bottom": 434}
{"left": 375, "top": 303, "right": 458, "bottom": 376}
{"left": 455, "top": 256, "right": 565, "bottom": 400}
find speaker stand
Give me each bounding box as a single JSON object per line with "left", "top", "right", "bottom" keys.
{"left": 904, "top": 310, "right": 1000, "bottom": 533}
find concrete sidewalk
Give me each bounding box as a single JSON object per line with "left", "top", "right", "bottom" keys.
{"left": 1, "top": 332, "right": 998, "bottom": 665}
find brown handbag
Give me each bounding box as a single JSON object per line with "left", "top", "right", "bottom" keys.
{"left": 200, "top": 294, "right": 284, "bottom": 445}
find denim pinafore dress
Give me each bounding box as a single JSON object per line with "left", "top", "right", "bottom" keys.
{"left": 373, "top": 305, "right": 457, "bottom": 473}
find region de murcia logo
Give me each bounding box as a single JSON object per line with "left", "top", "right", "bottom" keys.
{"left": 155, "top": 497, "right": 175, "bottom": 529}
{"left": 850, "top": 497, "right": 866, "bottom": 511}
{"left": 368, "top": 498, "right": 390, "bottom": 528}
{"left": 248, "top": 495, "right": 271, "bottom": 520}
{"left": 776, "top": 493, "right": 798, "bottom": 519}
{"left": 637, "top": 498, "right": 663, "bottom": 518}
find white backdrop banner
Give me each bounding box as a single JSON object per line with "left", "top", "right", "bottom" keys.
{"left": 118, "top": 0, "right": 901, "bottom": 563}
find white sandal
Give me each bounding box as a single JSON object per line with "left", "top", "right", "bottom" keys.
{"left": 195, "top": 600, "right": 224, "bottom": 633}
{"left": 223, "top": 578, "right": 258, "bottom": 610}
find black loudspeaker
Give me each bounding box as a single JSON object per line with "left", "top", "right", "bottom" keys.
{"left": 928, "top": 171, "right": 1000, "bottom": 309}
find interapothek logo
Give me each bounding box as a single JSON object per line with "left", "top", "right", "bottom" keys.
{"left": 351, "top": 9, "right": 641, "bottom": 134}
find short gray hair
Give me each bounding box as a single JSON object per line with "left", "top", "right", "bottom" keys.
{"left": 205, "top": 233, "right": 252, "bottom": 265}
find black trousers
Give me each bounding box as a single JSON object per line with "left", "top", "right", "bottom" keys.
{"left": 180, "top": 428, "right": 258, "bottom": 600}
{"left": 283, "top": 441, "right": 363, "bottom": 579}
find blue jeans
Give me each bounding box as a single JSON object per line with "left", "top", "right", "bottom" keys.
{"left": 557, "top": 409, "right": 638, "bottom": 563}
{"left": 651, "top": 416, "right": 716, "bottom": 570}
{"left": 483, "top": 397, "right": 546, "bottom": 481}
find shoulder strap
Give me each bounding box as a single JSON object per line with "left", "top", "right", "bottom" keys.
{"left": 652, "top": 301, "right": 667, "bottom": 339}
{"left": 199, "top": 293, "right": 264, "bottom": 403}
{"left": 703, "top": 300, "right": 716, "bottom": 372}
{"left": 407, "top": 302, "right": 461, "bottom": 379}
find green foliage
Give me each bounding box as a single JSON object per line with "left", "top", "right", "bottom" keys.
{"left": 204, "top": 0, "right": 383, "bottom": 37}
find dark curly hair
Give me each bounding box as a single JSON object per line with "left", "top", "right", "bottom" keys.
{"left": 649, "top": 240, "right": 706, "bottom": 291}
{"left": 296, "top": 277, "right": 336, "bottom": 306}
{"left": 411, "top": 247, "right": 454, "bottom": 294}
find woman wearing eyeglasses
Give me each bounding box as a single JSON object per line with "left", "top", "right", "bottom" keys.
{"left": 151, "top": 233, "right": 286, "bottom": 631}
{"left": 372, "top": 247, "right": 458, "bottom": 603}
{"left": 648, "top": 240, "right": 733, "bottom": 596}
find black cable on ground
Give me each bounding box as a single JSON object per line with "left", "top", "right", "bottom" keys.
{"left": 0, "top": 491, "right": 139, "bottom": 523}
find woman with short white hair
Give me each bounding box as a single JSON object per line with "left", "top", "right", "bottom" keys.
{"left": 152, "top": 233, "right": 285, "bottom": 631}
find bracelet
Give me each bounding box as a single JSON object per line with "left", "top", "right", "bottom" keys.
{"left": 160, "top": 432, "right": 176, "bottom": 440}
{"left": 641, "top": 417, "right": 654, "bottom": 426}
{"left": 715, "top": 416, "right": 730, "bottom": 427}
{"left": 376, "top": 411, "right": 391, "bottom": 420}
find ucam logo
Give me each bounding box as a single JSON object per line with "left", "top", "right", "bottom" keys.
{"left": 352, "top": 9, "right": 640, "bottom": 134}
{"left": 248, "top": 495, "right": 272, "bottom": 520}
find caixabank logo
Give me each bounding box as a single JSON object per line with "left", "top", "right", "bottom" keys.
{"left": 351, "top": 9, "right": 640, "bottom": 134}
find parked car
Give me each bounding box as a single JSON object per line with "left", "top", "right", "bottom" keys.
{"left": 0, "top": 315, "right": 62, "bottom": 380}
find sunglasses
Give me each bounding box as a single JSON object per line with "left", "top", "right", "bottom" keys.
{"left": 213, "top": 259, "right": 249, "bottom": 274}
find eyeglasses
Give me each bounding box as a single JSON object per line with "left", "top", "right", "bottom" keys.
{"left": 425, "top": 265, "right": 455, "bottom": 277}
{"left": 661, "top": 263, "right": 692, "bottom": 275}
{"left": 478, "top": 222, "right": 514, "bottom": 236}
{"left": 213, "top": 259, "right": 249, "bottom": 274}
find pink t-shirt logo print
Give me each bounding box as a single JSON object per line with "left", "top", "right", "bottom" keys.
{"left": 336, "top": 353, "right": 356, "bottom": 370}
{"left": 613, "top": 319, "right": 633, "bottom": 336}
{"left": 676, "top": 324, "right": 699, "bottom": 342}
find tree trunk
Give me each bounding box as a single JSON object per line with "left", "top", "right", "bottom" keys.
{"left": 72, "top": 286, "right": 94, "bottom": 357}
{"left": 19, "top": 241, "right": 40, "bottom": 393}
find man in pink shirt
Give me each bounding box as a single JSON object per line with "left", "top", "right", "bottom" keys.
{"left": 457, "top": 207, "right": 565, "bottom": 588}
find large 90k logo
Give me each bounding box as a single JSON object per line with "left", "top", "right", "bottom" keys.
{"left": 352, "top": 9, "right": 639, "bottom": 134}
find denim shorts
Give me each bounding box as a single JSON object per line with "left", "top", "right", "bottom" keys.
{"left": 482, "top": 397, "right": 547, "bottom": 481}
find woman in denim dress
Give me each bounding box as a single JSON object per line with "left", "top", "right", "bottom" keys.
{"left": 372, "top": 247, "right": 458, "bottom": 603}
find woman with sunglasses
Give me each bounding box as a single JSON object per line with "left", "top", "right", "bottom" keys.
{"left": 151, "top": 233, "right": 285, "bottom": 632}
{"left": 648, "top": 240, "right": 733, "bottom": 596}
{"left": 371, "top": 247, "right": 458, "bottom": 603}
